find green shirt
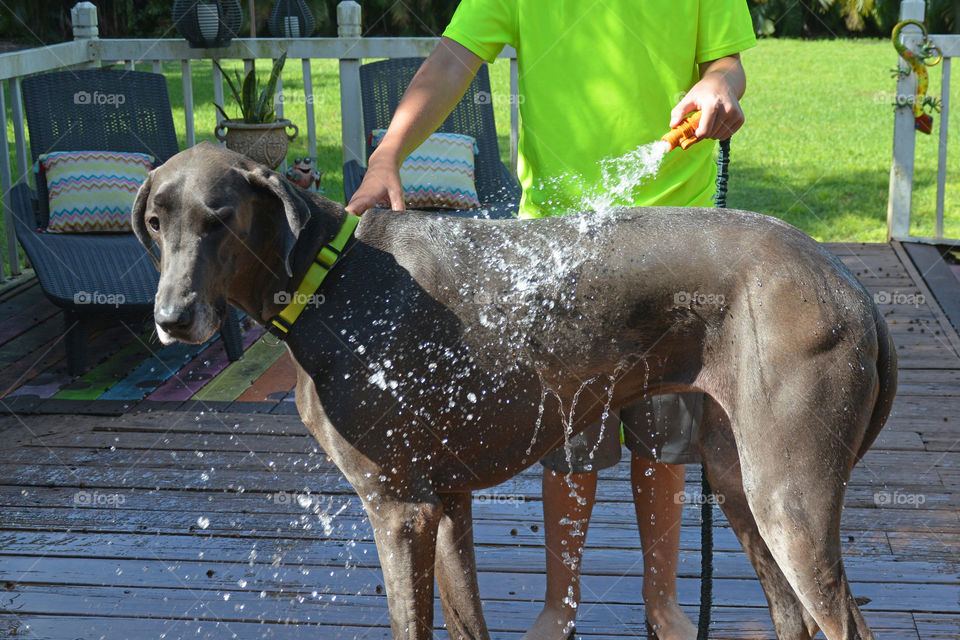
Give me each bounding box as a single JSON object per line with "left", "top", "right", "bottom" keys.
{"left": 442, "top": 0, "right": 756, "bottom": 218}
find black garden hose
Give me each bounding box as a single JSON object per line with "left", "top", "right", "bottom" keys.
{"left": 696, "top": 136, "right": 730, "bottom": 640}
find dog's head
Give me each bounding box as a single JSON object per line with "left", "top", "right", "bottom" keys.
{"left": 132, "top": 142, "right": 311, "bottom": 345}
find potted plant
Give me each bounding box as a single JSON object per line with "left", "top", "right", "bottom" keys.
{"left": 214, "top": 52, "right": 298, "bottom": 169}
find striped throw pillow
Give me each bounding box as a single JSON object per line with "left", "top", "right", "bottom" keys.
{"left": 40, "top": 150, "right": 154, "bottom": 233}
{"left": 370, "top": 130, "right": 480, "bottom": 209}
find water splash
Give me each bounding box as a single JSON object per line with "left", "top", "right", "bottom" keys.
{"left": 581, "top": 140, "right": 672, "bottom": 216}
{"left": 534, "top": 139, "right": 672, "bottom": 221}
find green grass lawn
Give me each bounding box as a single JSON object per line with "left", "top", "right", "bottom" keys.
{"left": 4, "top": 37, "right": 958, "bottom": 267}
{"left": 733, "top": 38, "right": 959, "bottom": 242}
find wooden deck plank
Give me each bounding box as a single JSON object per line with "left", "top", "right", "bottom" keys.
{"left": 0, "top": 314, "right": 65, "bottom": 369}
{"left": 0, "top": 528, "right": 939, "bottom": 584}
{"left": 0, "top": 610, "right": 924, "bottom": 640}
{"left": 914, "top": 613, "right": 960, "bottom": 640}
{"left": 146, "top": 326, "right": 263, "bottom": 402}
{"left": 0, "top": 282, "right": 48, "bottom": 323}
{"left": 2, "top": 324, "right": 135, "bottom": 399}
{"left": 52, "top": 332, "right": 156, "bottom": 400}
{"left": 0, "top": 588, "right": 932, "bottom": 639}
{"left": 0, "top": 333, "right": 65, "bottom": 398}
{"left": 234, "top": 351, "right": 297, "bottom": 403}
{"left": 0, "top": 293, "right": 59, "bottom": 345}
{"left": 0, "top": 555, "right": 953, "bottom": 615}
{"left": 97, "top": 340, "right": 213, "bottom": 401}
{"left": 191, "top": 338, "right": 286, "bottom": 402}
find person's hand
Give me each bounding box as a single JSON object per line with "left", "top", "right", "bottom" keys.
{"left": 670, "top": 55, "right": 746, "bottom": 141}
{"left": 344, "top": 147, "right": 405, "bottom": 215}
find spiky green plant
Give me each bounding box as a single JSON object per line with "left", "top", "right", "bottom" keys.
{"left": 214, "top": 52, "right": 287, "bottom": 124}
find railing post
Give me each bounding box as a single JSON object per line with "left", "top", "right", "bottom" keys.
{"left": 71, "top": 2, "right": 101, "bottom": 68}
{"left": 0, "top": 83, "right": 13, "bottom": 279}
{"left": 887, "top": 0, "right": 925, "bottom": 241}
{"left": 337, "top": 1, "right": 364, "bottom": 167}
{"left": 508, "top": 48, "right": 519, "bottom": 177}
{"left": 934, "top": 56, "right": 950, "bottom": 240}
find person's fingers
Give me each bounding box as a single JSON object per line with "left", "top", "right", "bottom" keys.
{"left": 345, "top": 192, "right": 375, "bottom": 215}
{"left": 670, "top": 95, "right": 699, "bottom": 128}
{"left": 696, "top": 100, "right": 718, "bottom": 139}
{"left": 722, "top": 107, "right": 745, "bottom": 139}
{"left": 388, "top": 186, "right": 406, "bottom": 212}
{"left": 706, "top": 101, "right": 743, "bottom": 140}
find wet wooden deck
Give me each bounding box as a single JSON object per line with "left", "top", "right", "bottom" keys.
{"left": 0, "top": 242, "right": 957, "bottom": 639}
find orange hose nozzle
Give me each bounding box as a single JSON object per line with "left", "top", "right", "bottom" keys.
{"left": 662, "top": 112, "right": 702, "bottom": 151}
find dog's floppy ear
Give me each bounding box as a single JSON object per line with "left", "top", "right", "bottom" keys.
{"left": 241, "top": 165, "right": 311, "bottom": 277}
{"left": 131, "top": 172, "right": 160, "bottom": 268}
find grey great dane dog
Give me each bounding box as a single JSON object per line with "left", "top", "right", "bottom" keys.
{"left": 133, "top": 143, "right": 896, "bottom": 640}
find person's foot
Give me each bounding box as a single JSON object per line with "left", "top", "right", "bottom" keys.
{"left": 521, "top": 602, "right": 577, "bottom": 640}
{"left": 644, "top": 597, "right": 696, "bottom": 640}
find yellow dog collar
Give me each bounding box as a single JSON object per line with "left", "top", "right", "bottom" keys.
{"left": 267, "top": 213, "right": 361, "bottom": 339}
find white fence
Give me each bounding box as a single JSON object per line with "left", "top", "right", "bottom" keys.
{"left": 0, "top": 1, "right": 519, "bottom": 279}
{"left": 888, "top": 0, "right": 958, "bottom": 244}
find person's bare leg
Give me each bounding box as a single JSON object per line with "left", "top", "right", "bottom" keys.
{"left": 632, "top": 455, "right": 696, "bottom": 640}
{"left": 521, "top": 469, "right": 597, "bottom": 640}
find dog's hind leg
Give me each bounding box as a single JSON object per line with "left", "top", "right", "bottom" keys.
{"left": 366, "top": 496, "right": 444, "bottom": 639}
{"left": 435, "top": 492, "right": 491, "bottom": 640}
{"left": 699, "top": 397, "right": 819, "bottom": 640}
{"left": 728, "top": 367, "right": 876, "bottom": 640}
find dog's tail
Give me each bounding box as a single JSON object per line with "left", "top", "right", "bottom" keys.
{"left": 855, "top": 306, "right": 898, "bottom": 463}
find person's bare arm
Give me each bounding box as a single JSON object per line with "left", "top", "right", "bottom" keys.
{"left": 670, "top": 53, "right": 746, "bottom": 141}
{"left": 345, "top": 37, "right": 484, "bottom": 214}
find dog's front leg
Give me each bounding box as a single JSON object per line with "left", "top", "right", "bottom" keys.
{"left": 436, "top": 492, "right": 489, "bottom": 640}
{"left": 367, "top": 495, "right": 444, "bottom": 639}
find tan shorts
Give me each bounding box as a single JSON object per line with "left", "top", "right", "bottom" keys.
{"left": 540, "top": 392, "right": 704, "bottom": 473}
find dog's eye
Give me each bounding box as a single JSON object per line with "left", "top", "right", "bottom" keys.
{"left": 147, "top": 216, "right": 160, "bottom": 232}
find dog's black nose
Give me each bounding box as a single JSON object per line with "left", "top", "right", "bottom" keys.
{"left": 155, "top": 304, "right": 195, "bottom": 332}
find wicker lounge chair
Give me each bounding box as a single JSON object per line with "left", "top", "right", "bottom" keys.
{"left": 10, "top": 68, "right": 243, "bottom": 375}
{"left": 343, "top": 59, "right": 520, "bottom": 218}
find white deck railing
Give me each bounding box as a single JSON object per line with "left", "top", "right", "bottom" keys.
{"left": 888, "top": 0, "right": 958, "bottom": 244}
{"left": 0, "top": 1, "right": 519, "bottom": 280}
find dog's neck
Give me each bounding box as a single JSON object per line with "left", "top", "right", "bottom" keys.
{"left": 231, "top": 192, "right": 350, "bottom": 326}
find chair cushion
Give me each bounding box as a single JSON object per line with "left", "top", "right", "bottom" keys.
{"left": 39, "top": 150, "right": 153, "bottom": 233}
{"left": 370, "top": 130, "right": 480, "bottom": 209}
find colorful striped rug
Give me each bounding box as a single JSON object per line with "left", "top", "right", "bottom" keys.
{"left": 0, "top": 278, "right": 297, "bottom": 415}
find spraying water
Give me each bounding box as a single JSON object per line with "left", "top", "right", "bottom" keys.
{"left": 577, "top": 139, "right": 672, "bottom": 217}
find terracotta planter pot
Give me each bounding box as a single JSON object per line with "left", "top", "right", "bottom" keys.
{"left": 214, "top": 119, "right": 298, "bottom": 169}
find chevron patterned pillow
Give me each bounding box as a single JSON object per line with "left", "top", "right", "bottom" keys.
{"left": 370, "top": 130, "right": 479, "bottom": 209}
{"left": 39, "top": 150, "right": 154, "bottom": 233}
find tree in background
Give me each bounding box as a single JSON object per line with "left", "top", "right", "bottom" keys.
{"left": 0, "top": 0, "right": 955, "bottom": 45}
{"left": 751, "top": 0, "right": 957, "bottom": 37}
{"left": 0, "top": 0, "right": 460, "bottom": 44}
